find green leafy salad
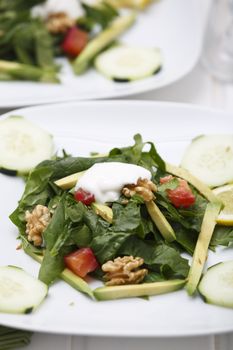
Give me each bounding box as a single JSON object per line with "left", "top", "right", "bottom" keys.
{"left": 0, "top": 0, "right": 162, "bottom": 83}
{"left": 5, "top": 121, "right": 233, "bottom": 305}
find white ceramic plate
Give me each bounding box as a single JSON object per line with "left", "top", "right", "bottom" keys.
{"left": 0, "top": 0, "right": 202, "bottom": 108}
{"left": 0, "top": 101, "right": 233, "bottom": 337}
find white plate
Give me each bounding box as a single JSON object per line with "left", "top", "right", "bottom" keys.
{"left": 0, "top": 101, "right": 233, "bottom": 337}
{"left": 0, "top": 0, "right": 202, "bottom": 108}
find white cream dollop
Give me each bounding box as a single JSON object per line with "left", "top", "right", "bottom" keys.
{"left": 75, "top": 162, "right": 152, "bottom": 204}
{"left": 31, "top": 0, "right": 84, "bottom": 19}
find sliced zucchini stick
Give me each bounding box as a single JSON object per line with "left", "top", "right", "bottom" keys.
{"left": 199, "top": 261, "right": 233, "bottom": 308}
{"left": 54, "top": 171, "right": 85, "bottom": 189}
{"left": 95, "top": 45, "right": 162, "bottom": 82}
{"left": 24, "top": 247, "right": 94, "bottom": 299}
{"left": 91, "top": 203, "right": 113, "bottom": 223}
{"left": 0, "top": 116, "right": 54, "bottom": 175}
{"left": 0, "top": 60, "right": 59, "bottom": 83}
{"left": 103, "top": 0, "right": 152, "bottom": 9}
{"left": 94, "top": 279, "right": 186, "bottom": 301}
{"left": 186, "top": 202, "right": 222, "bottom": 296}
{"left": 0, "top": 266, "right": 48, "bottom": 314}
{"left": 73, "top": 13, "right": 136, "bottom": 74}
{"left": 146, "top": 201, "right": 176, "bottom": 242}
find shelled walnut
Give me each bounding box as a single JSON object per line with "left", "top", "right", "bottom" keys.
{"left": 46, "top": 12, "right": 75, "bottom": 34}
{"left": 122, "top": 178, "right": 157, "bottom": 202}
{"left": 25, "top": 205, "right": 51, "bottom": 246}
{"left": 102, "top": 256, "right": 148, "bottom": 286}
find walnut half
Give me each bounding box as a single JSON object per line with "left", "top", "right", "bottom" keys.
{"left": 122, "top": 178, "right": 157, "bottom": 202}
{"left": 25, "top": 205, "right": 51, "bottom": 246}
{"left": 102, "top": 256, "right": 148, "bottom": 286}
{"left": 46, "top": 12, "right": 76, "bottom": 34}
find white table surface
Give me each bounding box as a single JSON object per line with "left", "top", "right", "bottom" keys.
{"left": 1, "top": 1, "right": 233, "bottom": 349}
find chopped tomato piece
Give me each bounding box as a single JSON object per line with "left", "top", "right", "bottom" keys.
{"left": 74, "top": 188, "right": 95, "bottom": 205}
{"left": 64, "top": 248, "right": 99, "bottom": 278}
{"left": 160, "top": 175, "right": 173, "bottom": 184}
{"left": 61, "top": 27, "right": 88, "bottom": 57}
{"left": 160, "top": 176, "right": 195, "bottom": 208}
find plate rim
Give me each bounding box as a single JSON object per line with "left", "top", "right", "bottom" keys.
{"left": 1, "top": 99, "right": 232, "bottom": 120}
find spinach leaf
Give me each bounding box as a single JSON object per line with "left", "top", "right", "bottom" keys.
{"left": 43, "top": 196, "right": 67, "bottom": 252}
{"left": 37, "top": 154, "right": 125, "bottom": 180}
{"left": 0, "top": 0, "right": 56, "bottom": 74}
{"left": 34, "top": 21, "right": 55, "bottom": 68}
{"left": 80, "top": 2, "right": 118, "bottom": 29}
{"left": 119, "top": 236, "right": 189, "bottom": 278}
{"left": 65, "top": 196, "right": 85, "bottom": 223}
{"left": 109, "top": 134, "right": 165, "bottom": 171}
{"left": 211, "top": 226, "right": 233, "bottom": 248}
{"left": 112, "top": 201, "right": 155, "bottom": 239}
{"left": 9, "top": 166, "right": 54, "bottom": 226}
{"left": 0, "top": 0, "right": 45, "bottom": 12}
{"left": 112, "top": 202, "right": 142, "bottom": 233}
{"left": 170, "top": 223, "right": 197, "bottom": 255}
{"left": 39, "top": 247, "right": 68, "bottom": 285}
{"left": 69, "top": 224, "right": 92, "bottom": 247}
{"left": 39, "top": 194, "right": 85, "bottom": 284}
{"left": 90, "top": 231, "right": 131, "bottom": 264}
{"left": 83, "top": 210, "right": 131, "bottom": 263}
{"left": 144, "top": 271, "right": 166, "bottom": 283}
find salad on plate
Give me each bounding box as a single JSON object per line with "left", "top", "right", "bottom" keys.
{"left": 0, "top": 0, "right": 162, "bottom": 83}
{"left": 0, "top": 116, "right": 233, "bottom": 313}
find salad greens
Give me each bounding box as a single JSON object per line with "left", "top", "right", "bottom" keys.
{"left": 78, "top": 2, "right": 119, "bottom": 31}
{"left": 0, "top": 0, "right": 54, "bottom": 67}
{"left": 0, "top": 0, "right": 161, "bottom": 83}
{"left": 0, "top": 0, "right": 134, "bottom": 82}
{"left": 10, "top": 134, "right": 233, "bottom": 301}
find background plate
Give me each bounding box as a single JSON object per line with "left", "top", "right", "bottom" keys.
{"left": 0, "top": 101, "right": 232, "bottom": 337}
{"left": 0, "top": 0, "right": 202, "bottom": 108}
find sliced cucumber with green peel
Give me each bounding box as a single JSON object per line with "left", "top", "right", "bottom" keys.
{"left": 199, "top": 261, "right": 233, "bottom": 308}
{"left": 0, "top": 116, "right": 54, "bottom": 174}
{"left": 181, "top": 135, "right": 233, "bottom": 187}
{"left": 0, "top": 266, "right": 48, "bottom": 314}
{"left": 95, "top": 46, "right": 162, "bottom": 81}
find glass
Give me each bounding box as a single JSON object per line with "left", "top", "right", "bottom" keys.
{"left": 202, "top": 0, "right": 233, "bottom": 82}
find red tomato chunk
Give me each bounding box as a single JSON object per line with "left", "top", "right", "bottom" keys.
{"left": 160, "top": 176, "right": 195, "bottom": 208}
{"left": 64, "top": 248, "right": 99, "bottom": 278}
{"left": 74, "top": 188, "right": 95, "bottom": 205}
{"left": 61, "top": 27, "right": 88, "bottom": 57}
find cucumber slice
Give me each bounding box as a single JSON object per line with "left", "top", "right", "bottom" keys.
{"left": 0, "top": 266, "right": 48, "bottom": 314}
{"left": 95, "top": 46, "right": 162, "bottom": 81}
{"left": 181, "top": 135, "right": 233, "bottom": 187}
{"left": 0, "top": 116, "right": 54, "bottom": 174}
{"left": 199, "top": 261, "right": 233, "bottom": 308}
